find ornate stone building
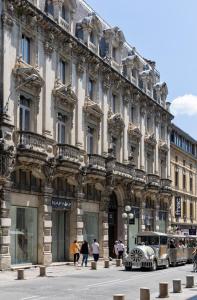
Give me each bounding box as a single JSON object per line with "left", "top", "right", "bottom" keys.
{"left": 170, "top": 124, "right": 197, "bottom": 235}
{"left": 0, "top": 0, "right": 173, "bottom": 269}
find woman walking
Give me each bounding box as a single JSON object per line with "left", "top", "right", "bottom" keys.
{"left": 80, "top": 240, "right": 89, "bottom": 267}
{"left": 70, "top": 240, "right": 80, "bottom": 266}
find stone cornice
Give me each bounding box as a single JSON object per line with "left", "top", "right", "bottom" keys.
{"left": 10, "top": 0, "right": 173, "bottom": 119}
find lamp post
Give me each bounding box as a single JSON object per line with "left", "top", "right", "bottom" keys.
{"left": 122, "top": 205, "right": 134, "bottom": 254}
{"left": 3, "top": 74, "right": 39, "bottom": 114}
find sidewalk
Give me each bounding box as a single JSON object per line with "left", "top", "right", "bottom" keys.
{"left": 152, "top": 285, "right": 197, "bottom": 300}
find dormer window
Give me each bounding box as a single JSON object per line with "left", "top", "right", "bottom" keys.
{"left": 112, "top": 47, "right": 117, "bottom": 61}
{"left": 90, "top": 30, "right": 95, "bottom": 44}
{"left": 44, "top": 0, "right": 54, "bottom": 16}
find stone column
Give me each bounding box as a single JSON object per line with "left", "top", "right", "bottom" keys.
{"left": 76, "top": 62, "right": 85, "bottom": 149}
{"left": 140, "top": 106, "right": 146, "bottom": 170}
{"left": 38, "top": 186, "right": 53, "bottom": 266}
{"left": 0, "top": 181, "right": 11, "bottom": 270}
{"left": 123, "top": 99, "right": 129, "bottom": 163}
{"left": 102, "top": 81, "right": 110, "bottom": 156}
{"left": 155, "top": 120, "right": 160, "bottom": 175}
{"left": 100, "top": 192, "right": 110, "bottom": 258}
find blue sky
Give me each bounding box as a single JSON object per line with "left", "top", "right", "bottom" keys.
{"left": 86, "top": 0, "right": 197, "bottom": 139}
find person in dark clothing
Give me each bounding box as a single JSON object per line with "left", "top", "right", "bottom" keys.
{"left": 80, "top": 240, "right": 89, "bottom": 267}
{"left": 169, "top": 240, "right": 176, "bottom": 248}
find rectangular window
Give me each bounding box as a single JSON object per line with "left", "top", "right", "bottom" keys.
{"left": 190, "top": 177, "right": 193, "bottom": 192}
{"left": 175, "top": 170, "right": 179, "bottom": 187}
{"left": 112, "top": 137, "right": 117, "bottom": 158}
{"left": 19, "top": 96, "right": 30, "bottom": 131}
{"left": 131, "top": 106, "right": 135, "bottom": 123}
{"left": 21, "top": 35, "right": 30, "bottom": 64}
{"left": 59, "top": 59, "right": 66, "bottom": 84}
{"left": 87, "top": 126, "right": 94, "bottom": 154}
{"left": 57, "top": 113, "right": 66, "bottom": 144}
{"left": 190, "top": 203, "right": 193, "bottom": 219}
{"left": 112, "top": 94, "right": 116, "bottom": 113}
{"left": 88, "top": 78, "right": 94, "bottom": 100}
{"left": 183, "top": 173, "right": 186, "bottom": 189}
{"left": 112, "top": 47, "right": 117, "bottom": 61}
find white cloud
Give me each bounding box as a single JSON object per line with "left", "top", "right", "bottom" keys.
{"left": 171, "top": 94, "right": 197, "bottom": 116}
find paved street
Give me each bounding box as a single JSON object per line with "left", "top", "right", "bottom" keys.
{"left": 0, "top": 263, "right": 197, "bottom": 300}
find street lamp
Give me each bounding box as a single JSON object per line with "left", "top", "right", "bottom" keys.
{"left": 3, "top": 74, "right": 39, "bottom": 114}
{"left": 122, "top": 205, "right": 134, "bottom": 253}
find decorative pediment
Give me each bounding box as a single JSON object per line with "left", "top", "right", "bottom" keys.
{"left": 53, "top": 80, "right": 77, "bottom": 109}
{"left": 122, "top": 54, "right": 140, "bottom": 67}
{"left": 159, "top": 140, "right": 169, "bottom": 152}
{"left": 128, "top": 122, "right": 142, "bottom": 140}
{"left": 83, "top": 97, "right": 103, "bottom": 121}
{"left": 13, "top": 57, "right": 44, "bottom": 89}
{"left": 145, "top": 132, "right": 157, "bottom": 146}
{"left": 108, "top": 111, "right": 125, "bottom": 137}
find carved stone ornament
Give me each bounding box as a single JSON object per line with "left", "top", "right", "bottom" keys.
{"left": 79, "top": 12, "right": 102, "bottom": 33}
{"left": 1, "top": 11, "right": 14, "bottom": 28}
{"left": 83, "top": 97, "right": 103, "bottom": 121}
{"left": 53, "top": 80, "right": 78, "bottom": 109}
{"left": 43, "top": 32, "right": 55, "bottom": 56}
{"left": 13, "top": 57, "right": 44, "bottom": 90}
{"left": 0, "top": 139, "right": 15, "bottom": 181}
{"left": 104, "top": 26, "right": 125, "bottom": 47}
{"left": 159, "top": 140, "right": 169, "bottom": 152}
{"left": 144, "top": 132, "right": 157, "bottom": 147}
{"left": 108, "top": 111, "right": 125, "bottom": 137}
{"left": 42, "top": 158, "right": 56, "bottom": 186}
{"left": 128, "top": 122, "right": 142, "bottom": 140}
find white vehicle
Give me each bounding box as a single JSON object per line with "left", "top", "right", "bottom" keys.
{"left": 123, "top": 232, "right": 170, "bottom": 271}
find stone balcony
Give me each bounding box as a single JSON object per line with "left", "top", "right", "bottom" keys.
{"left": 146, "top": 173, "right": 160, "bottom": 191}
{"left": 86, "top": 154, "right": 106, "bottom": 180}
{"left": 113, "top": 162, "right": 134, "bottom": 180}
{"left": 15, "top": 131, "right": 48, "bottom": 164}
{"left": 88, "top": 42, "right": 98, "bottom": 54}
{"left": 160, "top": 178, "right": 172, "bottom": 195}
{"left": 133, "top": 169, "right": 146, "bottom": 189}
{"left": 111, "top": 60, "right": 121, "bottom": 72}
{"left": 56, "top": 144, "right": 81, "bottom": 173}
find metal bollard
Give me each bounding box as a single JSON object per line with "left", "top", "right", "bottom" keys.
{"left": 113, "top": 295, "right": 125, "bottom": 300}
{"left": 186, "top": 275, "right": 194, "bottom": 288}
{"left": 40, "top": 266, "right": 46, "bottom": 277}
{"left": 91, "top": 261, "right": 97, "bottom": 270}
{"left": 173, "top": 279, "right": 182, "bottom": 293}
{"left": 159, "top": 282, "right": 169, "bottom": 298}
{"left": 104, "top": 260, "right": 110, "bottom": 268}
{"left": 140, "top": 288, "right": 150, "bottom": 300}
{"left": 17, "top": 269, "right": 24, "bottom": 280}
{"left": 116, "top": 259, "right": 122, "bottom": 267}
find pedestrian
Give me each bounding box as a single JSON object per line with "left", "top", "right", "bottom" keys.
{"left": 192, "top": 247, "right": 197, "bottom": 272}
{"left": 80, "top": 240, "right": 89, "bottom": 267}
{"left": 117, "top": 240, "right": 125, "bottom": 259}
{"left": 113, "top": 241, "right": 119, "bottom": 258}
{"left": 70, "top": 240, "right": 80, "bottom": 266}
{"left": 91, "top": 239, "right": 99, "bottom": 262}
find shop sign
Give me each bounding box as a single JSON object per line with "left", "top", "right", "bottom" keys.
{"left": 51, "top": 198, "right": 71, "bottom": 210}
{"left": 175, "top": 196, "right": 181, "bottom": 217}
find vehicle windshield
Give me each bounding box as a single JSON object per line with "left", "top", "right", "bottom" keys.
{"left": 137, "top": 236, "right": 159, "bottom": 246}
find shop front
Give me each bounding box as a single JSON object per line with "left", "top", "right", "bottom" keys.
{"left": 129, "top": 207, "right": 140, "bottom": 250}
{"left": 10, "top": 205, "right": 38, "bottom": 265}
{"left": 51, "top": 197, "right": 71, "bottom": 262}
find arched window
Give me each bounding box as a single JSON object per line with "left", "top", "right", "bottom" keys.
{"left": 45, "top": 0, "right": 54, "bottom": 16}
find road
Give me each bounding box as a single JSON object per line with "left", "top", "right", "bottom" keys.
{"left": 0, "top": 263, "right": 196, "bottom": 300}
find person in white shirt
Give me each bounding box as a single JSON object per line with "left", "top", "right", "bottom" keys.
{"left": 117, "top": 240, "right": 125, "bottom": 259}
{"left": 91, "top": 239, "right": 99, "bottom": 262}
{"left": 113, "top": 241, "right": 119, "bottom": 258}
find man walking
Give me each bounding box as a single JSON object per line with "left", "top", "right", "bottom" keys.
{"left": 117, "top": 240, "right": 125, "bottom": 259}
{"left": 91, "top": 239, "right": 99, "bottom": 262}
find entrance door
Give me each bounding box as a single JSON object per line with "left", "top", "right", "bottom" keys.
{"left": 108, "top": 192, "right": 118, "bottom": 258}
{"left": 52, "top": 211, "right": 66, "bottom": 262}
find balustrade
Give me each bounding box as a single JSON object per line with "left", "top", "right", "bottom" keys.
{"left": 57, "top": 144, "right": 80, "bottom": 162}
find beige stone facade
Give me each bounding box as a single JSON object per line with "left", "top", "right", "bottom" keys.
{"left": 0, "top": 0, "right": 173, "bottom": 269}
{"left": 170, "top": 124, "right": 197, "bottom": 235}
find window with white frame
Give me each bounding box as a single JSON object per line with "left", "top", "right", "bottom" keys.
{"left": 112, "top": 47, "right": 117, "bottom": 61}
{"left": 21, "top": 34, "right": 30, "bottom": 64}
{"left": 19, "top": 96, "right": 30, "bottom": 131}
{"left": 44, "top": 0, "right": 54, "bottom": 16}
{"left": 147, "top": 152, "right": 153, "bottom": 173}
{"left": 59, "top": 59, "right": 66, "bottom": 84}
{"left": 90, "top": 30, "right": 96, "bottom": 45}
{"left": 87, "top": 126, "right": 94, "bottom": 154}
{"left": 57, "top": 113, "right": 67, "bottom": 144}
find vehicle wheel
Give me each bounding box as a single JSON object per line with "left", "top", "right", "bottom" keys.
{"left": 125, "top": 266, "right": 132, "bottom": 271}
{"left": 151, "top": 260, "right": 157, "bottom": 271}
{"left": 164, "top": 259, "right": 169, "bottom": 269}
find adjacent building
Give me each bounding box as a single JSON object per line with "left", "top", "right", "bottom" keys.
{"left": 170, "top": 124, "right": 197, "bottom": 235}
{"left": 0, "top": 0, "right": 173, "bottom": 269}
